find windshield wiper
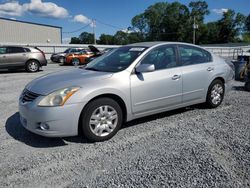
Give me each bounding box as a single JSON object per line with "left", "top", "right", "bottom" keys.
{"left": 85, "top": 67, "right": 100, "bottom": 71}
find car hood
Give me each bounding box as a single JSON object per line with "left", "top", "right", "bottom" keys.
{"left": 88, "top": 45, "right": 100, "bottom": 53}
{"left": 26, "top": 68, "right": 113, "bottom": 95}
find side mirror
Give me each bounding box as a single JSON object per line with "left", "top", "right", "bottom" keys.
{"left": 136, "top": 64, "right": 155, "bottom": 73}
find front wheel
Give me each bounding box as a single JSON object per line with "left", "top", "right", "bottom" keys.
{"left": 26, "top": 60, "right": 40, "bottom": 72}
{"left": 80, "top": 98, "right": 123, "bottom": 142}
{"left": 206, "top": 79, "right": 225, "bottom": 108}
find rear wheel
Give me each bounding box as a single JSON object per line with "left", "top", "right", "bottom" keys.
{"left": 206, "top": 79, "right": 225, "bottom": 108}
{"left": 80, "top": 98, "right": 123, "bottom": 142}
{"left": 72, "top": 58, "right": 80, "bottom": 66}
{"left": 26, "top": 60, "right": 40, "bottom": 72}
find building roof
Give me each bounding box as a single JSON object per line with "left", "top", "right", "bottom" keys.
{"left": 0, "top": 17, "right": 62, "bottom": 29}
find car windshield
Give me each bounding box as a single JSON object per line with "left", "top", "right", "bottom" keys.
{"left": 64, "top": 49, "right": 70, "bottom": 53}
{"left": 85, "top": 46, "right": 147, "bottom": 72}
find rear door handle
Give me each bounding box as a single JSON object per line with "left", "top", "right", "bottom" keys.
{"left": 207, "top": 67, "right": 214, "bottom": 72}
{"left": 3, "top": 56, "right": 6, "bottom": 58}
{"left": 172, "top": 75, "right": 181, "bottom": 80}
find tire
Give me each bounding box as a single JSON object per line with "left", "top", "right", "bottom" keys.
{"left": 59, "top": 56, "right": 65, "bottom": 64}
{"left": 26, "top": 60, "right": 40, "bottom": 72}
{"left": 80, "top": 98, "right": 123, "bottom": 142}
{"left": 206, "top": 79, "right": 225, "bottom": 108}
{"left": 72, "top": 58, "right": 80, "bottom": 66}
{"left": 245, "top": 82, "right": 250, "bottom": 92}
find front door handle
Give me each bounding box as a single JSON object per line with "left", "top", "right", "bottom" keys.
{"left": 172, "top": 75, "right": 181, "bottom": 80}
{"left": 2, "top": 56, "right": 6, "bottom": 58}
{"left": 207, "top": 67, "right": 214, "bottom": 72}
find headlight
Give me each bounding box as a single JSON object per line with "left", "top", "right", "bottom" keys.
{"left": 38, "top": 87, "right": 80, "bottom": 107}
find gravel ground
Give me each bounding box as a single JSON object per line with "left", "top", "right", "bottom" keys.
{"left": 0, "top": 64, "right": 249, "bottom": 188}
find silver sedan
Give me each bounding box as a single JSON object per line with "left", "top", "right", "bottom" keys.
{"left": 19, "top": 42, "right": 234, "bottom": 142}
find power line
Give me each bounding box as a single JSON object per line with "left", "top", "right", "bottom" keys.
{"left": 95, "top": 19, "right": 124, "bottom": 30}
{"left": 62, "top": 23, "right": 92, "bottom": 34}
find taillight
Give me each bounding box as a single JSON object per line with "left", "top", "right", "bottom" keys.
{"left": 40, "top": 50, "right": 46, "bottom": 59}
{"left": 35, "top": 47, "right": 46, "bottom": 59}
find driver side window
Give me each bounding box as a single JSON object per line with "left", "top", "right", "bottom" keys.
{"left": 140, "top": 45, "right": 177, "bottom": 70}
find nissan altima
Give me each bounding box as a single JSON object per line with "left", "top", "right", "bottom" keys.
{"left": 19, "top": 42, "right": 234, "bottom": 142}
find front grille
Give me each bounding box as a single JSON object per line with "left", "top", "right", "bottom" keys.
{"left": 21, "top": 89, "right": 40, "bottom": 103}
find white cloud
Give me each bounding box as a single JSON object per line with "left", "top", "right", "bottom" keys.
{"left": 0, "top": 1, "right": 24, "bottom": 16}
{"left": 0, "top": 0, "right": 69, "bottom": 19}
{"left": 73, "top": 14, "right": 91, "bottom": 24}
{"left": 212, "top": 8, "right": 228, "bottom": 15}
{"left": 23, "top": 0, "right": 69, "bottom": 19}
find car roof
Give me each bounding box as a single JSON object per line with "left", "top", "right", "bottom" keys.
{"left": 125, "top": 41, "right": 204, "bottom": 48}
{"left": 0, "top": 46, "right": 33, "bottom": 48}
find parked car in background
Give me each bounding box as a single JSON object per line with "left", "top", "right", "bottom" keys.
{"left": 64, "top": 49, "right": 94, "bottom": 65}
{"left": 0, "top": 46, "right": 47, "bottom": 72}
{"left": 85, "top": 45, "right": 115, "bottom": 63}
{"left": 50, "top": 48, "right": 84, "bottom": 63}
{"left": 19, "top": 42, "right": 234, "bottom": 142}
{"left": 62, "top": 46, "right": 115, "bottom": 65}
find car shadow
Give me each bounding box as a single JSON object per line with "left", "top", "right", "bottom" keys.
{"left": 0, "top": 69, "right": 44, "bottom": 74}
{"left": 124, "top": 107, "right": 193, "bottom": 129}
{"left": 6, "top": 107, "right": 198, "bottom": 147}
{"left": 233, "top": 86, "right": 246, "bottom": 91}
{"left": 5, "top": 112, "right": 89, "bottom": 148}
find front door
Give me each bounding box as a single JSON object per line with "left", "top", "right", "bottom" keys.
{"left": 130, "top": 45, "right": 182, "bottom": 114}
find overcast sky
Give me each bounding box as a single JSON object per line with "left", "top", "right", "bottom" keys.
{"left": 0, "top": 0, "right": 249, "bottom": 43}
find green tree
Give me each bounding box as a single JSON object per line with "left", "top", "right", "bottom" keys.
{"left": 99, "top": 34, "right": 115, "bottom": 45}
{"left": 70, "top": 37, "right": 81, "bottom": 44}
{"left": 162, "top": 2, "right": 191, "bottom": 42}
{"left": 217, "top": 10, "right": 246, "bottom": 43}
{"left": 245, "top": 14, "right": 250, "bottom": 32}
{"left": 128, "top": 32, "right": 144, "bottom": 43}
{"left": 131, "top": 14, "right": 148, "bottom": 34}
{"left": 79, "top": 32, "right": 94, "bottom": 44}
{"left": 113, "top": 31, "right": 129, "bottom": 45}
{"left": 189, "top": 1, "right": 209, "bottom": 22}
{"left": 200, "top": 22, "right": 220, "bottom": 44}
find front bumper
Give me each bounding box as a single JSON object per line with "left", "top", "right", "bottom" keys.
{"left": 50, "top": 55, "right": 60, "bottom": 63}
{"left": 19, "top": 99, "right": 85, "bottom": 137}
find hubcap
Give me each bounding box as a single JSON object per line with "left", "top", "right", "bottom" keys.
{"left": 89, "top": 105, "right": 118, "bottom": 137}
{"left": 29, "top": 62, "right": 38, "bottom": 71}
{"left": 211, "top": 84, "right": 223, "bottom": 105}
{"left": 72, "top": 59, "right": 80, "bottom": 66}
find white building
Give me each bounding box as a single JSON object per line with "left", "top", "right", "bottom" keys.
{"left": 0, "top": 17, "right": 62, "bottom": 44}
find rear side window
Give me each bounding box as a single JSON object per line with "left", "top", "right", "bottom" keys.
{"left": 24, "top": 48, "right": 31, "bottom": 52}
{"left": 179, "top": 45, "right": 212, "bottom": 66}
{"left": 70, "top": 49, "right": 82, "bottom": 53}
{"left": 0, "top": 47, "right": 7, "bottom": 54}
{"left": 7, "top": 47, "right": 25, "bottom": 53}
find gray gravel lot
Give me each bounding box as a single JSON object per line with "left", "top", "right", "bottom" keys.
{"left": 0, "top": 64, "right": 249, "bottom": 188}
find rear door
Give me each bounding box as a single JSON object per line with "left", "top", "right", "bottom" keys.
{"left": 178, "top": 44, "right": 214, "bottom": 103}
{"left": 5, "top": 47, "right": 27, "bottom": 67}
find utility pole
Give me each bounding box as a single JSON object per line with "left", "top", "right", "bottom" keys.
{"left": 92, "top": 19, "right": 96, "bottom": 45}
{"left": 193, "top": 16, "right": 198, "bottom": 44}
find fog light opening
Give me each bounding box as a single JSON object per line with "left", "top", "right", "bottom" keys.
{"left": 39, "top": 122, "right": 50, "bottom": 131}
